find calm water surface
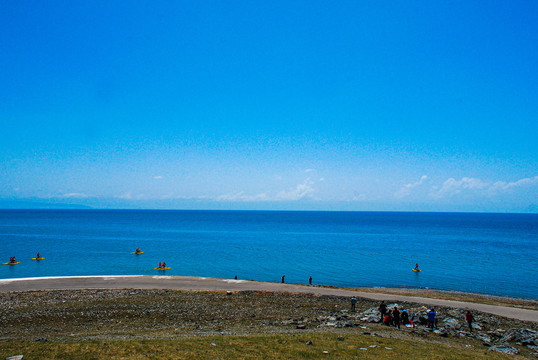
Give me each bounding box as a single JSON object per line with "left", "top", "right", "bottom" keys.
{"left": 0, "top": 210, "right": 536, "bottom": 299}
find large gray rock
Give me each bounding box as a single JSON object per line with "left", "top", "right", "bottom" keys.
{"left": 474, "top": 332, "right": 492, "bottom": 344}
{"left": 499, "top": 328, "right": 538, "bottom": 344}
{"left": 488, "top": 329, "right": 505, "bottom": 339}
{"left": 442, "top": 318, "right": 461, "bottom": 334}
{"left": 358, "top": 303, "right": 399, "bottom": 323}
{"left": 488, "top": 344, "right": 519, "bottom": 354}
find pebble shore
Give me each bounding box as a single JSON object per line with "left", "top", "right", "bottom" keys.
{"left": 1, "top": 288, "right": 537, "bottom": 357}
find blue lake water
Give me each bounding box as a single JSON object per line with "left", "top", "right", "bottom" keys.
{"left": 0, "top": 210, "right": 537, "bottom": 299}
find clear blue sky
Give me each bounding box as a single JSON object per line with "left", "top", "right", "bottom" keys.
{"left": 1, "top": 1, "right": 537, "bottom": 212}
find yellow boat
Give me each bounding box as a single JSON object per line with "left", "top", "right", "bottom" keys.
{"left": 31, "top": 257, "right": 45, "bottom": 260}
{"left": 132, "top": 252, "right": 145, "bottom": 255}
{"left": 412, "top": 268, "right": 421, "bottom": 272}
{"left": 2, "top": 262, "right": 20, "bottom": 265}
{"left": 154, "top": 267, "right": 171, "bottom": 270}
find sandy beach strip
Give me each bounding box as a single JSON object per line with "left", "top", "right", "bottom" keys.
{"left": 1, "top": 275, "right": 537, "bottom": 322}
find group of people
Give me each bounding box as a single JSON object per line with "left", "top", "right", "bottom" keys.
{"left": 376, "top": 301, "right": 475, "bottom": 331}
{"left": 378, "top": 301, "right": 413, "bottom": 329}
{"left": 379, "top": 301, "right": 436, "bottom": 329}
{"left": 280, "top": 275, "right": 313, "bottom": 285}
{"left": 6, "top": 252, "right": 41, "bottom": 263}
{"left": 157, "top": 262, "right": 167, "bottom": 268}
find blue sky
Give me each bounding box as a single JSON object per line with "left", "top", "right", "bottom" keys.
{"left": 1, "top": 1, "right": 537, "bottom": 212}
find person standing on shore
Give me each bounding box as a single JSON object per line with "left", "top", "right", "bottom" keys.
{"left": 378, "top": 301, "right": 387, "bottom": 323}
{"left": 281, "top": 275, "right": 285, "bottom": 283}
{"left": 466, "top": 311, "right": 475, "bottom": 332}
{"left": 427, "top": 308, "right": 436, "bottom": 329}
{"left": 392, "top": 307, "right": 400, "bottom": 329}
{"left": 350, "top": 296, "right": 357, "bottom": 311}
{"left": 309, "top": 276, "right": 312, "bottom": 285}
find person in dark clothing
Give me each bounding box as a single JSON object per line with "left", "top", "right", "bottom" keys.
{"left": 401, "top": 309, "right": 409, "bottom": 325}
{"left": 309, "top": 276, "right": 312, "bottom": 285}
{"left": 378, "top": 301, "right": 387, "bottom": 323}
{"left": 281, "top": 275, "right": 285, "bottom": 283}
{"left": 350, "top": 296, "right": 357, "bottom": 311}
{"left": 392, "top": 307, "right": 400, "bottom": 329}
{"left": 466, "top": 311, "right": 475, "bottom": 332}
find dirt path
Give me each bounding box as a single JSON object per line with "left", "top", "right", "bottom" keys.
{"left": 1, "top": 275, "right": 537, "bottom": 322}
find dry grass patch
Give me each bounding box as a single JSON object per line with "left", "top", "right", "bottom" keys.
{"left": 0, "top": 333, "right": 520, "bottom": 360}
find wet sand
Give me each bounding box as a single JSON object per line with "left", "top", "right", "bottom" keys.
{"left": 1, "top": 275, "right": 537, "bottom": 322}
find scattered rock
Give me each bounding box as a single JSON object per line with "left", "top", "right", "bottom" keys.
{"left": 296, "top": 324, "right": 306, "bottom": 329}
{"left": 359, "top": 347, "right": 368, "bottom": 350}
{"left": 488, "top": 344, "right": 519, "bottom": 354}
{"left": 489, "top": 329, "right": 505, "bottom": 339}
{"left": 322, "top": 350, "right": 329, "bottom": 354}
{"left": 358, "top": 303, "right": 399, "bottom": 323}
{"left": 6, "top": 356, "right": 23, "bottom": 360}
{"left": 471, "top": 322, "right": 482, "bottom": 331}
{"left": 306, "top": 341, "right": 312, "bottom": 345}
{"left": 499, "top": 328, "right": 538, "bottom": 344}
{"left": 442, "top": 318, "right": 460, "bottom": 334}
{"left": 210, "top": 342, "right": 216, "bottom": 346}
{"left": 434, "top": 328, "right": 448, "bottom": 337}
{"left": 473, "top": 332, "right": 491, "bottom": 344}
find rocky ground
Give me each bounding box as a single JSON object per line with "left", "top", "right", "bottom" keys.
{"left": 1, "top": 289, "right": 537, "bottom": 358}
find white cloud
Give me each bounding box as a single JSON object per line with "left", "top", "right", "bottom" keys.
{"left": 215, "top": 192, "right": 269, "bottom": 202}
{"left": 430, "top": 177, "right": 488, "bottom": 198}
{"left": 305, "top": 169, "right": 315, "bottom": 173}
{"left": 394, "top": 175, "right": 427, "bottom": 198}
{"left": 115, "top": 191, "right": 148, "bottom": 200}
{"left": 215, "top": 178, "right": 316, "bottom": 203}
{"left": 490, "top": 176, "right": 538, "bottom": 191}
{"left": 62, "top": 193, "right": 90, "bottom": 199}
{"left": 429, "top": 175, "right": 538, "bottom": 199}
{"left": 276, "top": 178, "right": 315, "bottom": 201}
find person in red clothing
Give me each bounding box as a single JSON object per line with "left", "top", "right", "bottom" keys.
{"left": 37, "top": 252, "right": 40, "bottom": 258}
{"left": 159, "top": 262, "right": 162, "bottom": 268}
{"left": 415, "top": 263, "right": 419, "bottom": 270}
{"left": 162, "top": 262, "right": 166, "bottom": 268}
{"left": 466, "top": 311, "right": 475, "bottom": 332}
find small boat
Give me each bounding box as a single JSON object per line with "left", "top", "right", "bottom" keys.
{"left": 412, "top": 268, "right": 421, "bottom": 272}
{"left": 2, "top": 262, "right": 20, "bottom": 265}
{"left": 154, "top": 267, "right": 171, "bottom": 270}
{"left": 132, "top": 252, "right": 145, "bottom": 255}
{"left": 31, "top": 257, "right": 45, "bottom": 260}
